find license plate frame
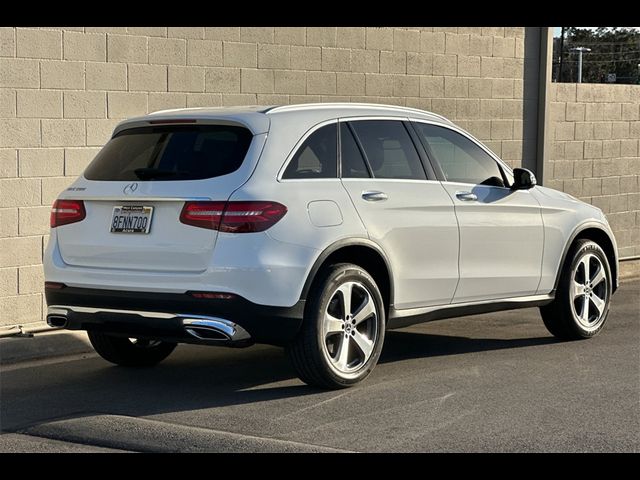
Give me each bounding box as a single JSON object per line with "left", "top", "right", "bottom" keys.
{"left": 110, "top": 205, "right": 154, "bottom": 234}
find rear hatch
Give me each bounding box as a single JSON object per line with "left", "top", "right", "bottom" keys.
{"left": 56, "top": 122, "right": 265, "bottom": 273}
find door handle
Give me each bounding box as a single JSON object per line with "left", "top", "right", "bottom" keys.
{"left": 362, "top": 190, "right": 388, "bottom": 202}
{"left": 456, "top": 191, "right": 477, "bottom": 202}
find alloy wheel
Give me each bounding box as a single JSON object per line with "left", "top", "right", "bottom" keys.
{"left": 322, "top": 281, "right": 379, "bottom": 375}
{"left": 570, "top": 253, "right": 608, "bottom": 331}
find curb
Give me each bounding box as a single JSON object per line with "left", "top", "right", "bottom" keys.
{"left": 619, "top": 259, "right": 640, "bottom": 282}
{"left": 0, "top": 330, "right": 93, "bottom": 366}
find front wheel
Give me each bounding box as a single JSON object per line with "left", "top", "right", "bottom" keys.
{"left": 87, "top": 331, "right": 176, "bottom": 367}
{"left": 287, "top": 263, "right": 386, "bottom": 389}
{"left": 540, "top": 239, "right": 612, "bottom": 340}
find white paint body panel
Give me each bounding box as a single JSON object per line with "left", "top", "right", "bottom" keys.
{"left": 341, "top": 179, "right": 459, "bottom": 308}
{"left": 45, "top": 227, "right": 318, "bottom": 307}
{"left": 440, "top": 182, "right": 545, "bottom": 303}
{"left": 531, "top": 186, "right": 616, "bottom": 294}
{"left": 44, "top": 104, "right": 619, "bottom": 314}
{"left": 307, "top": 200, "right": 343, "bottom": 227}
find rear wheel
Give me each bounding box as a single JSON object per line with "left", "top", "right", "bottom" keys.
{"left": 287, "top": 263, "right": 386, "bottom": 389}
{"left": 87, "top": 331, "right": 176, "bottom": 367}
{"left": 540, "top": 239, "right": 612, "bottom": 340}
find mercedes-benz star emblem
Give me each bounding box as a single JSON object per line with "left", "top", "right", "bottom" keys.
{"left": 123, "top": 182, "right": 138, "bottom": 195}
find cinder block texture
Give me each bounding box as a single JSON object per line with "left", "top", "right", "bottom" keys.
{"left": 549, "top": 83, "right": 640, "bottom": 258}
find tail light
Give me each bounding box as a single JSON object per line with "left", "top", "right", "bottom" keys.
{"left": 50, "top": 199, "right": 86, "bottom": 228}
{"left": 180, "top": 201, "right": 287, "bottom": 233}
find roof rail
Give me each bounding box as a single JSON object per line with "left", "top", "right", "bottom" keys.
{"left": 149, "top": 105, "right": 275, "bottom": 116}
{"left": 265, "top": 102, "right": 452, "bottom": 123}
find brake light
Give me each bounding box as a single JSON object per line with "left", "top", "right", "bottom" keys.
{"left": 180, "top": 201, "right": 287, "bottom": 233}
{"left": 50, "top": 199, "right": 86, "bottom": 228}
{"left": 148, "top": 119, "right": 197, "bottom": 125}
{"left": 179, "top": 201, "right": 226, "bottom": 230}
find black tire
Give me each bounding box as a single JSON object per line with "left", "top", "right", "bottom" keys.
{"left": 286, "top": 263, "right": 386, "bottom": 389}
{"left": 87, "top": 331, "right": 176, "bottom": 367}
{"left": 540, "top": 239, "right": 612, "bottom": 340}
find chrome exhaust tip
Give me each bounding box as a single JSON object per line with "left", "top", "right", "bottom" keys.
{"left": 181, "top": 317, "right": 251, "bottom": 344}
{"left": 46, "top": 307, "right": 69, "bottom": 328}
{"left": 185, "top": 326, "right": 231, "bottom": 341}
{"left": 47, "top": 315, "right": 68, "bottom": 328}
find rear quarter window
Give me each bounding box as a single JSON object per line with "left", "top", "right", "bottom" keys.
{"left": 282, "top": 123, "right": 338, "bottom": 179}
{"left": 84, "top": 124, "right": 253, "bottom": 181}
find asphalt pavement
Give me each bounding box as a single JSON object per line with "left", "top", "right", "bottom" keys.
{"left": 1, "top": 281, "right": 638, "bottom": 452}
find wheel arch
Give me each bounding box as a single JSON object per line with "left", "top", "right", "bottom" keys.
{"left": 553, "top": 222, "right": 619, "bottom": 294}
{"left": 300, "top": 239, "right": 394, "bottom": 316}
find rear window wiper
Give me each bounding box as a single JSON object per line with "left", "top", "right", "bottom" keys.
{"left": 133, "top": 168, "right": 190, "bottom": 180}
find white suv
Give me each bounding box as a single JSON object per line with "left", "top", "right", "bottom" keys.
{"left": 45, "top": 103, "right": 618, "bottom": 388}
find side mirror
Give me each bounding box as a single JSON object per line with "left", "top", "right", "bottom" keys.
{"left": 512, "top": 168, "right": 537, "bottom": 190}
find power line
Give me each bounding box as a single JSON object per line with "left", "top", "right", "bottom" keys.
{"left": 565, "top": 50, "right": 640, "bottom": 55}
{"left": 564, "top": 41, "right": 640, "bottom": 46}
{"left": 562, "top": 58, "right": 640, "bottom": 64}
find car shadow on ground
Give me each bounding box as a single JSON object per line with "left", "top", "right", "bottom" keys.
{"left": 379, "top": 330, "right": 557, "bottom": 363}
{"left": 1, "top": 329, "right": 558, "bottom": 431}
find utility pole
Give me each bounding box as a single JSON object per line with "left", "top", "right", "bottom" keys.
{"left": 571, "top": 47, "right": 591, "bottom": 83}
{"left": 558, "top": 27, "right": 566, "bottom": 81}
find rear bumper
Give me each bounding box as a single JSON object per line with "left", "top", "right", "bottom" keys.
{"left": 45, "top": 286, "right": 304, "bottom": 346}
{"left": 44, "top": 228, "right": 320, "bottom": 308}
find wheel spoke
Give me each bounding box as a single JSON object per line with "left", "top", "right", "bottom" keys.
{"left": 590, "top": 293, "right": 606, "bottom": 317}
{"left": 579, "top": 296, "right": 590, "bottom": 323}
{"left": 335, "top": 336, "right": 350, "bottom": 370}
{"left": 352, "top": 330, "right": 373, "bottom": 360}
{"left": 337, "top": 283, "right": 353, "bottom": 318}
{"left": 325, "top": 312, "right": 344, "bottom": 334}
{"left": 353, "top": 294, "right": 375, "bottom": 325}
{"left": 571, "top": 280, "right": 585, "bottom": 299}
{"left": 590, "top": 264, "right": 605, "bottom": 287}
{"left": 580, "top": 256, "right": 590, "bottom": 284}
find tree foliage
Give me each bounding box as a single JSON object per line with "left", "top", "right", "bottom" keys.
{"left": 555, "top": 27, "right": 640, "bottom": 84}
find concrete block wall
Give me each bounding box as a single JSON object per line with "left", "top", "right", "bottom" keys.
{"left": 548, "top": 83, "right": 640, "bottom": 258}
{"left": 1, "top": 26, "right": 527, "bottom": 327}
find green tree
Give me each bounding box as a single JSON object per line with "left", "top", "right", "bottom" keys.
{"left": 556, "top": 27, "right": 640, "bottom": 84}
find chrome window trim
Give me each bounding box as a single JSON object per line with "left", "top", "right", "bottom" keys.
{"left": 339, "top": 178, "right": 442, "bottom": 185}
{"left": 435, "top": 180, "right": 522, "bottom": 193}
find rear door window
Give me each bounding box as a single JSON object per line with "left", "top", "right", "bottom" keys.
{"left": 349, "top": 120, "right": 426, "bottom": 180}
{"left": 84, "top": 124, "right": 253, "bottom": 181}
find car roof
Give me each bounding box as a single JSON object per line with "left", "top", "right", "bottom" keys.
{"left": 112, "top": 103, "right": 454, "bottom": 137}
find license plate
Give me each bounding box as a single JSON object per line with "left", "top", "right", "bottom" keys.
{"left": 110, "top": 205, "right": 154, "bottom": 234}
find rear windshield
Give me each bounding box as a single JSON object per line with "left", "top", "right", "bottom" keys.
{"left": 84, "top": 124, "right": 253, "bottom": 181}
